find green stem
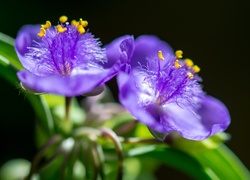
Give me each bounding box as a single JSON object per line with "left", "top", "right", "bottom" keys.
{"left": 65, "top": 97, "right": 72, "bottom": 122}
{"left": 60, "top": 151, "right": 70, "bottom": 180}
{"left": 119, "top": 137, "right": 162, "bottom": 144}
{"left": 25, "top": 135, "right": 62, "bottom": 180}
{"left": 89, "top": 138, "right": 105, "bottom": 180}
{"left": 115, "top": 121, "right": 138, "bottom": 135}
{"left": 73, "top": 127, "right": 101, "bottom": 138}
{"left": 37, "top": 147, "right": 63, "bottom": 172}
{"left": 65, "top": 142, "right": 80, "bottom": 179}
{"left": 100, "top": 127, "right": 123, "bottom": 180}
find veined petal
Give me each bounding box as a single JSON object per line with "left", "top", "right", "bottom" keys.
{"left": 15, "top": 25, "right": 41, "bottom": 71}
{"left": 105, "top": 35, "right": 134, "bottom": 69}
{"left": 198, "top": 96, "right": 231, "bottom": 134}
{"left": 117, "top": 72, "right": 165, "bottom": 131}
{"left": 131, "top": 35, "right": 174, "bottom": 68}
{"left": 18, "top": 70, "right": 111, "bottom": 96}
{"left": 159, "top": 103, "right": 211, "bottom": 140}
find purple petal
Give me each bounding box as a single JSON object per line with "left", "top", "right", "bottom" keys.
{"left": 131, "top": 35, "right": 175, "bottom": 68}
{"left": 117, "top": 72, "right": 230, "bottom": 140}
{"left": 18, "top": 69, "right": 114, "bottom": 96}
{"left": 158, "top": 103, "right": 211, "bottom": 140}
{"left": 105, "top": 35, "right": 134, "bottom": 69}
{"left": 14, "top": 25, "right": 40, "bottom": 71}
{"left": 117, "top": 72, "right": 165, "bottom": 131}
{"left": 198, "top": 96, "right": 231, "bottom": 134}
{"left": 147, "top": 96, "right": 230, "bottom": 140}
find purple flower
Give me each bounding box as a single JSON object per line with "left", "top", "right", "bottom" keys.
{"left": 15, "top": 16, "right": 133, "bottom": 96}
{"left": 105, "top": 35, "right": 230, "bottom": 140}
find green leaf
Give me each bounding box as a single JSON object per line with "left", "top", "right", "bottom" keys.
{"left": 194, "top": 144, "right": 250, "bottom": 180}
{"left": 127, "top": 145, "right": 212, "bottom": 180}
{"left": 170, "top": 132, "right": 250, "bottom": 179}
{"left": 29, "top": 95, "right": 55, "bottom": 136}
{"left": 0, "top": 32, "right": 22, "bottom": 70}
{"left": 0, "top": 32, "right": 54, "bottom": 137}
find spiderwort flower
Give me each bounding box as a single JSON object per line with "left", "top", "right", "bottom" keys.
{"left": 105, "top": 35, "right": 230, "bottom": 140}
{"left": 15, "top": 16, "right": 133, "bottom": 96}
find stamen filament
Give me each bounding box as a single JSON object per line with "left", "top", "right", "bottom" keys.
{"left": 41, "top": 21, "right": 51, "bottom": 29}
{"left": 57, "top": 25, "right": 67, "bottom": 33}
{"left": 79, "top": 18, "right": 88, "bottom": 27}
{"left": 77, "top": 25, "right": 85, "bottom": 34}
{"left": 174, "top": 60, "right": 182, "bottom": 68}
{"left": 37, "top": 28, "right": 46, "bottom": 37}
{"left": 187, "top": 72, "right": 194, "bottom": 79}
{"left": 158, "top": 50, "right": 164, "bottom": 60}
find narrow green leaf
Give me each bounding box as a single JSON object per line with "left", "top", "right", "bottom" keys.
{"left": 195, "top": 144, "right": 250, "bottom": 180}
{"left": 0, "top": 32, "right": 22, "bottom": 70}
{"left": 172, "top": 133, "right": 250, "bottom": 179}
{"left": 0, "top": 63, "right": 18, "bottom": 85}
{"left": 0, "top": 32, "right": 54, "bottom": 136}
{"left": 127, "top": 145, "right": 212, "bottom": 180}
{"left": 28, "top": 95, "right": 54, "bottom": 136}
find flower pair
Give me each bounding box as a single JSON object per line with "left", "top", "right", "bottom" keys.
{"left": 15, "top": 16, "right": 230, "bottom": 140}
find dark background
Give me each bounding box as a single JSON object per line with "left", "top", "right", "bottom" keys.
{"left": 0, "top": 0, "right": 249, "bottom": 177}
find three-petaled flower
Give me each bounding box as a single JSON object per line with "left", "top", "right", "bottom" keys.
{"left": 105, "top": 35, "right": 230, "bottom": 140}
{"left": 15, "top": 16, "right": 133, "bottom": 96}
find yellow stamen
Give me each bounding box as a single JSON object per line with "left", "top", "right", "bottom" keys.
{"left": 77, "top": 25, "right": 85, "bottom": 35}
{"left": 37, "top": 28, "right": 46, "bottom": 37}
{"left": 41, "top": 21, "right": 51, "bottom": 29}
{"left": 158, "top": 50, "right": 164, "bottom": 60}
{"left": 193, "top": 65, "right": 200, "bottom": 73}
{"left": 79, "top": 18, "right": 88, "bottom": 27}
{"left": 187, "top": 72, "right": 194, "bottom": 79}
{"left": 59, "top": 15, "right": 68, "bottom": 23}
{"left": 184, "top": 58, "right": 194, "bottom": 67}
{"left": 56, "top": 25, "right": 67, "bottom": 33}
{"left": 175, "top": 50, "right": 183, "bottom": 59}
{"left": 174, "top": 60, "right": 182, "bottom": 68}
{"left": 71, "top": 20, "right": 79, "bottom": 27}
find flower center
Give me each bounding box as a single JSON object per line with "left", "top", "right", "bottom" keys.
{"left": 25, "top": 16, "right": 107, "bottom": 76}
{"left": 138, "top": 50, "right": 203, "bottom": 109}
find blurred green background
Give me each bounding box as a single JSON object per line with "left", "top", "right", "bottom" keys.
{"left": 0, "top": 0, "right": 249, "bottom": 177}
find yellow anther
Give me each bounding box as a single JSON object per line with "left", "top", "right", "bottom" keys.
{"left": 77, "top": 25, "right": 85, "bottom": 35}
{"left": 193, "top": 65, "right": 200, "bottom": 73}
{"left": 175, "top": 50, "right": 183, "bottom": 59}
{"left": 174, "top": 60, "right": 182, "bottom": 68}
{"left": 158, "top": 50, "right": 164, "bottom": 60}
{"left": 41, "top": 21, "right": 51, "bottom": 29}
{"left": 187, "top": 72, "right": 194, "bottom": 79}
{"left": 56, "top": 25, "right": 67, "bottom": 33}
{"left": 184, "top": 58, "right": 194, "bottom": 67}
{"left": 37, "top": 28, "right": 46, "bottom": 37}
{"left": 59, "top": 15, "right": 68, "bottom": 23}
{"left": 79, "top": 18, "right": 88, "bottom": 27}
{"left": 71, "top": 20, "right": 79, "bottom": 27}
